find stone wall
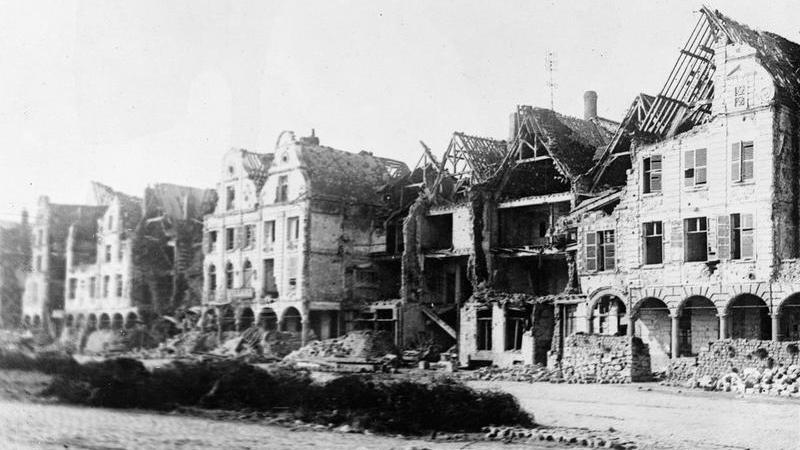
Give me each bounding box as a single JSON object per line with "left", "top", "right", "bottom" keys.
{"left": 559, "top": 334, "right": 651, "bottom": 383}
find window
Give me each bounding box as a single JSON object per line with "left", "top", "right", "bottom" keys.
{"left": 564, "top": 304, "right": 578, "bottom": 337}
{"left": 539, "top": 222, "right": 548, "bottom": 238}
{"left": 276, "top": 176, "right": 289, "bottom": 202}
{"left": 208, "top": 231, "right": 218, "bottom": 253}
{"left": 287, "top": 256, "right": 298, "bottom": 287}
{"left": 684, "top": 148, "right": 707, "bottom": 187}
{"left": 476, "top": 308, "right": 492, "bottom": 351}
{"left": 731, "top": 141, "right": 754, "bottom": 182}
{"left": 643, "top": 221, "right": 663, "bottom": 265}
{"left": 226, "top": 228, "right": 235, "bottom": 251}
{"left": 226, "top": 185, "right": 235, "bottom": 210}
{"left": 108, "top": 215, "right": 114, "bottom": 230}
{"left": 118, "top": 241, "right": 124, "bottom": 261}
{"left": 89, "top": 277, "right": 96, "bottom": 298}
{"left": 105, "top": 245, "right": 112, "bottom": 263}
{"left": 731, "top": 213, "right": 754, "bottom": 259}
{"left": 37, "top": 229, "right": 43, "bottom": 245}
{"left": 35, "top": 255, "right": 42, "bottom": 272}
{"left": 103, "top": 275, "right": 110, "bottom": 298}
{"left": 287, "top": 217, "right": 300, "bottom": 241}
{"left": 505, "top": 309, "right": 526, "bottom": 351}
{"left": 244, "top": 225, "right": 256, "bottom": 249}
{"left": 585, "top": 230, "right": 615, "bottom": 271}
{"left": 685, "top": 217, "right": 708, "bottom": 262}
{"left": 242, "top": 259, "right": 253, "bottom": 287}
{"left": 68, "top": 278, "right": 77, "bottom": 300}
{"left": 115, "top": 274, "right": 123, "bottom": 297}
{"left": 264, "top": 220, "right": 276, "bottom": 248}
{"left": 354, "top": 269, "right": 377, "bottom": 285}
{"left": 643, "top": 155, "right": 662, "bottom": 193}
{"left": 225, "top": 262, "right": 234, "bottom": 289}
{"left": 262, "top": 259, "right": 277, "bottom": 296}
{"left": 208, "top": 265, "right": 216, "bottom": 292}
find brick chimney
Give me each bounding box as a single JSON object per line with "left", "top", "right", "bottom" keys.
{"left": 584, "top": 90, "right": 598, "bottom": 120}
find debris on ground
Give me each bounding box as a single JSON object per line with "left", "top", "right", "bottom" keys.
{"left": 283, "top": 330, "right": 396, "bottom": 372}
{"left": 457, "top": 364, "right": 553, "bottom": 383}
{"left": 663, "top": 364, "right": 800, "bottom": 398}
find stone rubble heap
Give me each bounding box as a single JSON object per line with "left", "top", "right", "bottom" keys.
{"left": 458, "top": 364, "right": 552, "bottom": 383}
{"left": 665, "top": 339, "right": 800, "bottom": 397}
{"left": 560, "top": 335, "right": 651, "bottom": 384}
{"left": 482, "top": 426, "right": 638, "bottom": 449}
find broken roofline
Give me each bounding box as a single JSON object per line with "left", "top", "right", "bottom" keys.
{"left": 589, "top": 6, "right": 800, "bottom": 191}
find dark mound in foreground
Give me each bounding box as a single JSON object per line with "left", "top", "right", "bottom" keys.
{"left": 40, "top": 358, "right": 532, "bottom": 434}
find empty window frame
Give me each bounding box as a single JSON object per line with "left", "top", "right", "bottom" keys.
{"left": 643, "top": 221, "right": 663, "bottom": 265}
{"left": 684, "top": 148, "right": 707, "bottom": 187}
{"left": 684, "top": 217, "right": 708, "bottom": 262}
{"left": 244, "top": 225, "right": 256, "bottom": 249}
{"left": 103, "top": 275, "right": 110, "bottom": 298}
{"left": 35, "top": 255, "right": 42, "bottom": 271}
{"left": 731, "top": 213, "right": 754, "bottom": 259}
{"left": 68, "top": 278, "right": 77, "bottom": 300}
{"left": 105, "top": 245, "right": 112, "bottom": 263}
{"left": 263, "top": 220, "right": 276, "bottom": 248}
{"left": 242, "top": 259, "right": 253, "bottom": 286}
{"left": 731, "top": 141, "right": 754, "bottom": 183}
{"left": 287, "top": 217, "right": 300, "bottom": 241}
{"left": 115, "top": 274, "right": 123, "bottom": 297}
{"left": 262, "top": 259, "right": 277, "bottom": 295}
{"left": 226, "top": 186, "right": 235, "bottom": 210}
{"left": 643, "top": 155, "right": 662, "bottom": 193}
{"left": 476, "top": 308, "right": 493, "bottom": 351}
{"left": 225, "top": 262, "right": 234, "bottom": 289}
{"left": 585, "top": 230, "right": 615, "bottom": 271}
{"left": 208, "top": 265, "right": 216, "bottom": 292}
{"left": 276, "top": 175, "right": 289, "bottom": 202}
{"left": 226, "top": 227, "right": 235, "bottom": 251}
{"left": 118, "top": 241, "right": 124, "bottom": 261}
{"left": 208, "top": 231, "right": 218, "bottom": 253}
{"left": 89, "top": 277, "right": 96, "bottom": 298}
{"left": 505, "top": 309, "right": 527, "bottom": 351}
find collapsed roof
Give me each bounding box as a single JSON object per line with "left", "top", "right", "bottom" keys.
{"left": 590, "top": 7, "right": 800, "bottom": 190}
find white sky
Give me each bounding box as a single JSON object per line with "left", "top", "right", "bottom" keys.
{"left": 0, "top": 0, "right": 797, "bottom": 219}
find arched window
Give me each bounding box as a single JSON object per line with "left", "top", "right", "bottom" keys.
{"left": 208, "top": 265, "right": 216, "bottom": 292}
{"left": 242, "top": 259, "right": 253, "bottom": 287}
{"left": 225, "top": 262, "right": 234, "bottom": 289}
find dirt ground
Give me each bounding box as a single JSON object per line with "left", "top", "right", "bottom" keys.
{"left": 468, "top": 380, "right": 800, "bottom": 450}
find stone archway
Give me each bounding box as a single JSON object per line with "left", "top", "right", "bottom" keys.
{"left": 590, "top": 294, "right": 627, "bottom": 335}
{"left": 99, "top": 313, "right": 111, "bottom": 330}
{"left": 87, "top": 314, "right": 98, "bottom": 331}
{"left": 125, "top": 312, "right": 138, "bottom": 329}
{"left": 676, "top": 296, "right": 718, "bottom": 356}
{"left": 633, "top": 297, "right": 671, "bottom": 369}
{"left": 280, "top": 307, "right": 302, "bottom": 333}
{"left": 238, "top": 307, "right": 255, "bottom": 331}
{"left": 32, "top": 315, "right": 41, "bottom": 328}
{"left": 258, "top": 308, "right": 278, "bottom": 331}
{"left": 778, "top": 294, "right": 800, "bottom": 341}
{"left": 220, "top": 307, "right": 236, "bottom": 332}
{"left": 727, "top": 294, "right": 770, "bottom": 340}
{"left": 111, "top": 313, "right": 124, "bottom": 330}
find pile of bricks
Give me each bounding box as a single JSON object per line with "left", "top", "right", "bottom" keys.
{"left": 482, "top": 425, "right": 638, "bottom": 449}
{"left": 560, "top": 334, "right": 651, "bottom": 383}
{"left": 665, "top": 339, "right": 800, "bottom": 397}
{"left": 459, "top": 364, "right": 552, "bottom": 383}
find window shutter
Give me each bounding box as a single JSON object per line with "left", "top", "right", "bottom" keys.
{"left": 695, "top": 149, "right": 707, "bottom": 184}
{"left": 585, "top": 233, "right": 597, "bottom": 272}
{"left": 684, "top": 150, "right": 695, "bottom": 186}
{"left": 235, "top": 226, "right": 243, "bottom": 249}
{"left": 671, "top": 219, "right": 684, "bottom": 262}
{"left": 651, "top": 155, "right": 662, "bottom": 192}
{"left": 731, "top": 142, "right": 742, "bottom": 182}
{"left": 742, "top": 214, "right": 754, "bottom": 258}
{"left": 742, "top": 143, "right": 754, "bottom": 180}
{"left": 643, "top": 158, "right": 651, "bottom": 193}
{"left": 717, "top": 215, "right": 731, "bottom": 260}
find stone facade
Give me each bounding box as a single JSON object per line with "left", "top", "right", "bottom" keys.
{"left": 559, "top": 334, "right": 651, "bottom": 383}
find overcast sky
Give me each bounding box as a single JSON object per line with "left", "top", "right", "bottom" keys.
{"left": 0, "top": 0, "right": 797, "bottom": 219}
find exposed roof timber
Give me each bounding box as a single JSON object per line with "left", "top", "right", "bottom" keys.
{"left": 497, "top": 191, "right": 572, "bottom": 209}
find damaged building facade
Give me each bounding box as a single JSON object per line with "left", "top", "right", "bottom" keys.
{"left": 574, "top": 8, "right": 800, "bottom": 371}
{"left": 201, "top": 131, "right": 408, "bottom": 344}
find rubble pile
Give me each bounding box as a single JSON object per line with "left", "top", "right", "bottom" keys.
{"left": 459, "top": 364, "right": 552, "bottom": 383}
{"left": 482, "top": 425, "right": 638, "bottom": 449}
{"left": 560, "top": 335, "right": 651, "bottom": 383}
{"left": 284, "top": 330, "right": 395, "bottom": 362}
{"left": 664, "top": 339, "right": 800, "bottom": 397}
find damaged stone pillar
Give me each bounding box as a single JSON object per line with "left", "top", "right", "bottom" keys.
{"left": 301, "top": 316, "right": 311, "bottom": 346}
{"left": 718, "top": 314, "right": 728, "bottom": 339}
{"left": 627, "top": 312, "right": 634, "bottom": 338}
{"left": 771, "top": 313, "right": 780, "bottom": 342}
{"left": 671, "top": 314, "right": 680, "bottom": 359}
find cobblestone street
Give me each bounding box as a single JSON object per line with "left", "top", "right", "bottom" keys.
{"left": 469, "top": 381, "right": 800, "bottom": 450}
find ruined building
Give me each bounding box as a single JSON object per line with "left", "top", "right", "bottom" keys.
{"left": 569, "top": 7, "right": 800, "bottom": 371}
{"left": 22, "top": 196, "right": 106, "bottom": 333}
{"left": 0, "top": 212, "right": 31, "bottom": 328}
{"left": 21, "top": 182, "right": 214, "bottom": 336}
{"left": 201, "top": 131, "right": 407, "bottom": 344}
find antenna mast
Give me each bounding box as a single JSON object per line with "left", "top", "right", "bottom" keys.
{"left": 545, "top": 50, "right": 557, "bottom": 111}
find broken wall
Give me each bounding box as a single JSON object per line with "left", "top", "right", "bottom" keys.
{"left": 560, "top": 334, "right": 651, "bottom": 383}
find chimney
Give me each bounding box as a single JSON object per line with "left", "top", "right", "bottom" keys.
{"left": 583, "top": 90, "right": 598, "bottom": 120}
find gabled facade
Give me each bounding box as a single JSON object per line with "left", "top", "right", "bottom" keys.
{"left": 573, "top": 8, "right": 800, "bottom": 371}
{"left": 202, "top": 131, "right": 407, "bottom": 344}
